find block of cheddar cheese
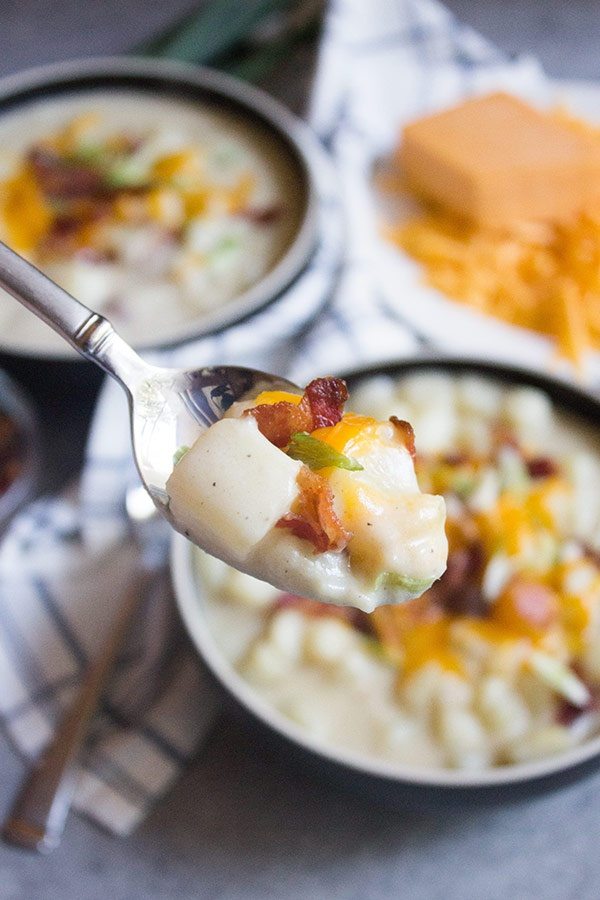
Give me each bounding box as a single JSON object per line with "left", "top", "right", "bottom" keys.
{"left": 399, "top": 92, "right": 600, "bottom": 229}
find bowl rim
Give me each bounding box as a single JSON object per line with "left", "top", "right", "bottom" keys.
{"left": 171, "top": 355, "right": 600, "bottom": 790}
{"left": 0, "top": 55, "right": 323, "bottom": 360}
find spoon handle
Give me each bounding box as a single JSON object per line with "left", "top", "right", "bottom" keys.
{"left": 2, "top": 569, "right": 153, "bottom": 853}
{"left": 0, "top": 241, "right": 151, "bottom": 388}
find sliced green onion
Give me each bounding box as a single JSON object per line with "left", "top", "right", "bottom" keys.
{"left": 173, "top": 445, "right": 190, "bottom": 466}
{"left": 363, "top": 636, "right": 390, "bottom": 661}
{"left": 211, "top": 236, "right": 241, "bottom": 262}
{"left": 528, "top": 650, "right": 590, "bottom": 707}
{"left": 71, "top": 143, "right": 112, "bottom": 168}
{"left": 451, "top": 470, "right": 478, "bottom": 500}
{"left": 286, "top": 432, "right": 363, "bottom": 471}
{"left": 105, "top": 158, "right": 148, "bottom": 189}
{"left": 375, "top": 572, "right": 433, "bottom": 596}
{"left": 212, "top": 146, "right": 242, "bottom": 166}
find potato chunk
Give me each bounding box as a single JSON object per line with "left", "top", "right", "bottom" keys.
{"left": 167, "top": 417, "right": 302, "bottom": 563}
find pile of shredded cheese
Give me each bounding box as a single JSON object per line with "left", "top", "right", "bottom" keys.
{"left": 385, "top": 109, "right": 600, "bottom": 367}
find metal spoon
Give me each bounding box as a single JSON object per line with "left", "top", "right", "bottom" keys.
{"left": 0, "top": 241, "right": 298, "bottom": 535}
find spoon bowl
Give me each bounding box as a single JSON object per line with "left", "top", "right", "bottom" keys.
{"left": 129, "top": 363, "right": 299, "bottom": 523}
{"left": 0, "top": 241, "right": 300, "bottom": 536}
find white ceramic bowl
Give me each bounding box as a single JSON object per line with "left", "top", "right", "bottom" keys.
{"left": 171, "top": 358, "right": 600, "bottom": 806}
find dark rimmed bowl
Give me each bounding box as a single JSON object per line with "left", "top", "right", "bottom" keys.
{"left": 0, "top": 56, "right": 327, "bottom": 469}
{"left": 0, "top": 55, "right": 321, "bottom": 362}
{"left": 171, "top": 356, "right": 600, "bottom": 808}
{"left": 0, "top": 369, "right": 40, "bottom": 534}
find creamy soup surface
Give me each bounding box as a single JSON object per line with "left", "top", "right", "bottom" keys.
{"left": 0, "top": 91, "right": 302, "bottom": 353}
{"left": 193, "top": 373, "right": 600, "bottom": 771}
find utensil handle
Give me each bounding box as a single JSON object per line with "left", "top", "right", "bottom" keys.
{"left": 2, "top": 572, "right": 151, "bottom": 854}
{"left": 0, "top": 241, "right": 151, "bottom": 390}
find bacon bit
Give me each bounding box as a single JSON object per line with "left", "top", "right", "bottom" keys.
{"left": 75, "top": 246, "right": 117, "bottom": 264}
{"left": 443, "top": 451, "right": 469, "bottom": 467}
{"left": 557, "top": 675, "right": 600, "bottom": 726}
{"left": 107, "top": 134, "right": 143, "bottom": 156}
{"left": 527, "top": 456, "right": 559, "bottom": 479}
{"left": 245, "top": 377, "right": 349, "bottom": 448}
{"left": 40, "top": 216, "right": 81, "bottom": 255}
{"left": 40, "top": 214, "right": 102, "bottom": 258}
{"left": 582, "top": 543, "right": 600, "bottom": 569}
{"left": 276, "top": 466, "right": 351, "bottom": 553}
{"left": 240, "top": 204, "right": 282, "bottom": 225}
{"left": 304, "top": 377, "right": 348, "bottom": 429}
{"left": 389, "top": 416, "right": 416, "bottom": 458}
{"left": 28, "top": 147, "right": 107, "bottom": 200}
{"left": 427, "top": 542, "right": 487, "bottom": 617}
{"left": 245, "top": 398, "right": 312, "bottom": 448}
{"left": 491, "top": 422, "right": 520, "bottom": 451}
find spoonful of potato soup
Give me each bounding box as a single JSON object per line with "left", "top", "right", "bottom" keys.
{"left": 0, "top": 241, "right": 447, "bottom": 610}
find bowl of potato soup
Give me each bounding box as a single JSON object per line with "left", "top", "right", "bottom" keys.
{"left": 0, "top": 57, "right": 323, "bottom": 361}
{"left": 172, "top": 359, "right": 600, "bottom": 805}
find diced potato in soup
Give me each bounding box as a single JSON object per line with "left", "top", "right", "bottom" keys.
{"left": 167, "top": 377, "right": 448, "bottom": 611}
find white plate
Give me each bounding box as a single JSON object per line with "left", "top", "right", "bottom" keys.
{"left": 373, "top": 79, "right": 600, "bottom": 384}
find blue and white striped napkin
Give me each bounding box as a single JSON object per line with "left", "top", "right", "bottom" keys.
{"left": 0, "top": 0, "right": 548, "bottom": 835}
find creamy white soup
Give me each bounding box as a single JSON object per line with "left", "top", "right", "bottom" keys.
{"left": 0, "top": 91, "right": 302, "bottom": 352}
{"left": 194, "top": 373, "right": 600, "bottom": 770}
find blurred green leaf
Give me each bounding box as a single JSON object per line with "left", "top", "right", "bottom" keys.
{"left": 136, "top": 0, "right": 293, "bottom": 64}
{"left": 222, "top": 13, "right": 320, "bottom": 83}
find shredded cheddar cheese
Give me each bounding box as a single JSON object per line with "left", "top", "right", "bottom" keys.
{"left": 0, "top": 169, "right": 53, "bottom": 252}
{"left": 385, "top": 211, "right": 600, "bottom": 368}
{"left": 385, "top": 103, "right": 600, "bottom": 367}
{"left": 252, "top": 390, "right": 303, "bottom": 406}
{"left": 312, "top": 414, "right": 378, "bottom": 454}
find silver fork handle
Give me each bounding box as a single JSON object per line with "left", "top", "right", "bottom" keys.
{"left": 2, "top": 569, "right": 154, "bottom": 853}
{"left": 0, "top": 241, "right": 152, "bottom": 391}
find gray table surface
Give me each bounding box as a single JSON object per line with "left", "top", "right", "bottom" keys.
{"left": 2, "top": 2, "right": 600, "bottom": 899}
